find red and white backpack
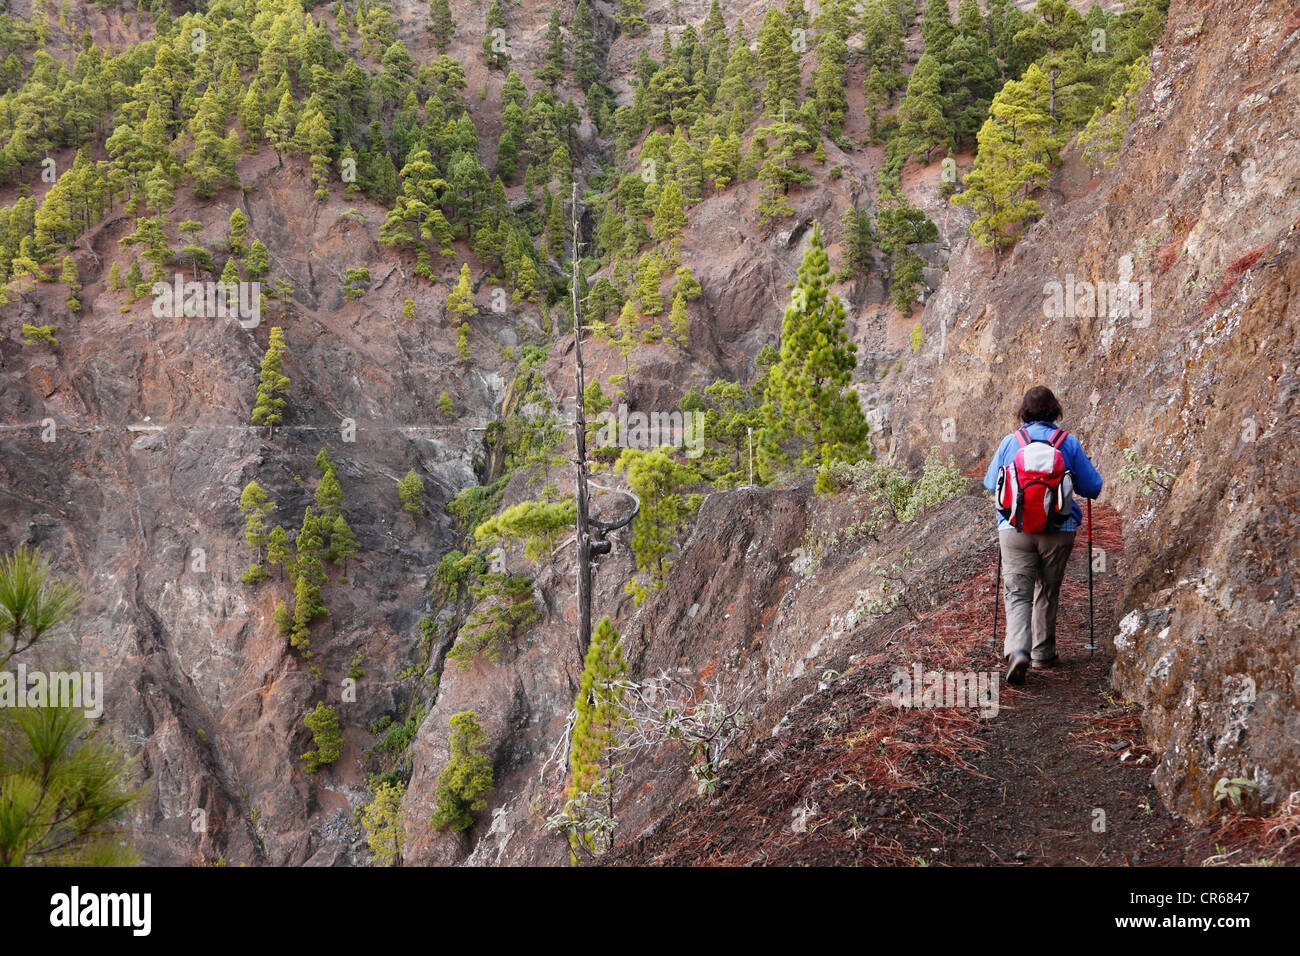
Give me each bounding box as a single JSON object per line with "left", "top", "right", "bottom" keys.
{"left": 995, "top": 427, "right": 1075, "bottom": 533}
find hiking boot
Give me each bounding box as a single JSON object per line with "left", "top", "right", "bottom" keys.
{"left": 1005, "top": 652, "right": 1030, "bottom": 685}
{"left": 1031, "top": 655, "right": 1060, "bottom": 669}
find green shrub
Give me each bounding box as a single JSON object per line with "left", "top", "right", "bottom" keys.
{"left": 447, "top": 475, "right": 508, "bottom": 532}
{"left": 21, "top": 324, "right": 58, "bottom": 347}
{"left": 430, "top": 710, "right": 494, "bottom": 833}
{"left": 823, "top": 449, "right": 967, "bottom": 521}
{"left": 360, "top": 780, "right": 406, "bottom": 866}
{"left": 301, "top": 702, "right": 343, "bottom": 773}
{"left": 447, "top": 573, "right": 539, "bottom": 669}
{"left": 433, "top": 550, "right": 487, "bottom": 602}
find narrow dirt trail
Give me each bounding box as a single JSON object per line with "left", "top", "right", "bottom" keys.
{"left": 605, "top": 503, "right": 1293, "bottom": 867}
{"left": 908, "top": 505, "right": 1200, "bottom": 865}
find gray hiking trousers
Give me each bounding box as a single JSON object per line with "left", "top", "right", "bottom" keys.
{"left": 998, "top": 528, "right": 1076, "bottom": 662}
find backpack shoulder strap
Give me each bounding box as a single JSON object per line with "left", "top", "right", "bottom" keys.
{"left": 1015, "top": 427, "right": 1031, "bottom": 447}
{"left": 1049, "top": 428, "right": 1069, "bottom": 449}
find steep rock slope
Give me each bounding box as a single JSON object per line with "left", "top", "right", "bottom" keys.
{"left": 887, "top": 0, "right": 1300, "bottom": 820}
{"left": 2, "top": 154, "right": 504, "bottom": 863}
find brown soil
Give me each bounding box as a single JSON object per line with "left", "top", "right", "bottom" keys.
{"left": 606, "top": 507, "right": 1298, "bottom": 866}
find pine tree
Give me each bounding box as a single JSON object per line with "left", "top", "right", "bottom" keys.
{"left": 702, "top": 133, "right": 740, "bottom": 191}
{"left": 239, "top": 480, "right": 274, "bottom": 583}
{"left": 895, "top": 53, "right": 951, "bottom": 165}
{"left": 430, "top": 710, "right": 494, "bottom": 832}
{"left": 612, "top": 301, "right": 640, "bottom": 394}
{"left": 759, "top": 222, "right": 869, "bottom": 479}
{"left": 398, "top": 468, "right": 425, "bottom": 519}
{"left": 668, "top": 131, "right": 702, "bottom": 202}
{"left": 229, "top": 208, "right": 249, "bottom": 257}
{"left": 512, "top": 254, "right": 539, "bottom": 305}
{"left": 565, "top": 615, "right": 629, "bottom": 859}
{"left": 614, "top": 449, "right": 702, "bottom": 591}
{"left": 615, "top": 0, "right": 647, "bottom": 37}
{"left": 877, "top": 185, "right": 938, "bottom": 310}
{"left": 59, "top": 256, "right": 80, "bottom": 311}
{"left": 125, "top": 260, "right": 144, "bottom": 298}
{"left": 219, "top": 257, "right": 241, "bottom": 310}
{"left": 482, "top": 0, "right": 510, "bottom": 71}
{"left": 244, "top": 239, "right": 270, "bottom": 281}
{"left": 330, "top": 514, "right": 358, "bottom": 573}
{"left": 266, "top": 524, "right": 292, "bottom": 580}
{"left": 840, "top": 206, "right": 876, "bottom": 275}
{"left": 429, "top": 0, "right": 454, "bottom": 53}
{"left": 301, "top": 702, "right": 343, "bottom": 772}
{"left": 812, "top": 32, "right": 849, "bottom": 136}
{"left": 573, "top": 0, "right": 598, "bottom": 91}
{"left": 0, "top": 705, "right": 141, "bottom": 865}
{"left": 951, "top": 115, "right": 1048, "bottom": 273}
{"left": 651, "top": 180, "right": 686, "bottom": 241}
{"left": 446, "top": 263, "right": 477, "bottom": 321}
{"left": 921, "top": 0, "right": 955, "bottom": 54}
{"left": 1028, "top": 0, "right": 1088, "bottom": 124}
{"left": 668, "top": 293, "right": 689, "bottom": 348}
{"left": 294, "top": 107, "right": 334, "bottom": 200}
{"left": 265, "top": 92, "right": 296, "bottom": 166}
{"left": 861, "top": 0, "right": 904, "bottom": 83}
{"left": 289, "top": 508, "right": 328, "bottom": 656}
{"left": 863, "top": 66, "right": 891, "bottom": 144}
{"left": 756, "top": 7, "right": 800, "bottom": 117}
{"left": 942, "top": 22, "right": 1000, "bottom": 149}
{"left": 239, "top": 79, "right": 265, "bottom": 145}
{"left": 251, "top": 327, "right": 290, "bottom": 436}
{"left": 315, "top": 467, "right": 343, "bottom": 517}
{"left": 539, "top": 9, "right": 566, "bottom": 88}
{"left": 457, "top": 322, "right": 471, "bottom": 363}
{"left": 635, "top": 254, "right": 663, "bottom": 315}
{"left": 360, "top": 780, "right": 406, "bottom": 866}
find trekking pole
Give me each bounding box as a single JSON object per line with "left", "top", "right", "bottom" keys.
{"left": 991, "top": 547, "right": 1001, "bottom": 645}
{"left": 1085, "top": 498, "right": 1097, "bottom": 657}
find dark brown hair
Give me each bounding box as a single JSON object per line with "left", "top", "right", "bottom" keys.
{"left": 1018, "top": 386, "right": 1063, "bottom": 423}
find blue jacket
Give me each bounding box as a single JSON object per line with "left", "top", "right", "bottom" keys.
{"left": 982, "top": 421, "right": 1103, "bottom": 532}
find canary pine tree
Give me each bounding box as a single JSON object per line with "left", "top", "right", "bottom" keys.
{"left": 759, "top": 222, "right": 869, "bottom": 480}
{"left": 614, "top": 448, "right": 702, "bottom": 596}
{"left": 447, "top": 263, "right": 476, "bottom": 319}
{"left": 951, "top": 66, "right": 1054, "bottom": 272}
{"left": 564, "top": 615, "right": 629, "bottom": 860}
{"left": 239, "top": 481, "right": 274, "bottom": 583}
{"left": 951, "top": 117, "right": 1048, "bottom": 273}
{"left": 895, "top": 52, "right": 951, "bottom": 165}
{"left": 0, "top": 706, "right": 141, "bottom": 865}
{"left": 251, "top": 327, "right": 290, "bottom": 436}
{"left": 398, "top": 468, "right": 424, "bottom": 518}
{"left": 361, "top": 780, "right": 406, "bottom": 866}
{"left": 756, "top": 7, "right": 800, "bottom": 117}
{"left": 539, "top": 9, "right": 565, "bottom": 88}
{"left": 429, "top": 0, "right": 454, "bottom": 53}
{"left": 431, "top": 710, "right": 494, "bottom": 832}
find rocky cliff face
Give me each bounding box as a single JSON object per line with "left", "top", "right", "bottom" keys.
{"left": 887, "top": 0, "right": 1300, "bottom": 820}
{"left": 2, "top": 151, "right": 509, "bottom": 864}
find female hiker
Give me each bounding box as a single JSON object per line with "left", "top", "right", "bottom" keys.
{"left": 983, "top": 386, "right": 1103, "bottom": 685}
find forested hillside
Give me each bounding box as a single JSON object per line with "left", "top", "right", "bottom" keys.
{"left": 4, "top": 0, "right": 1296, "bottom": 869}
